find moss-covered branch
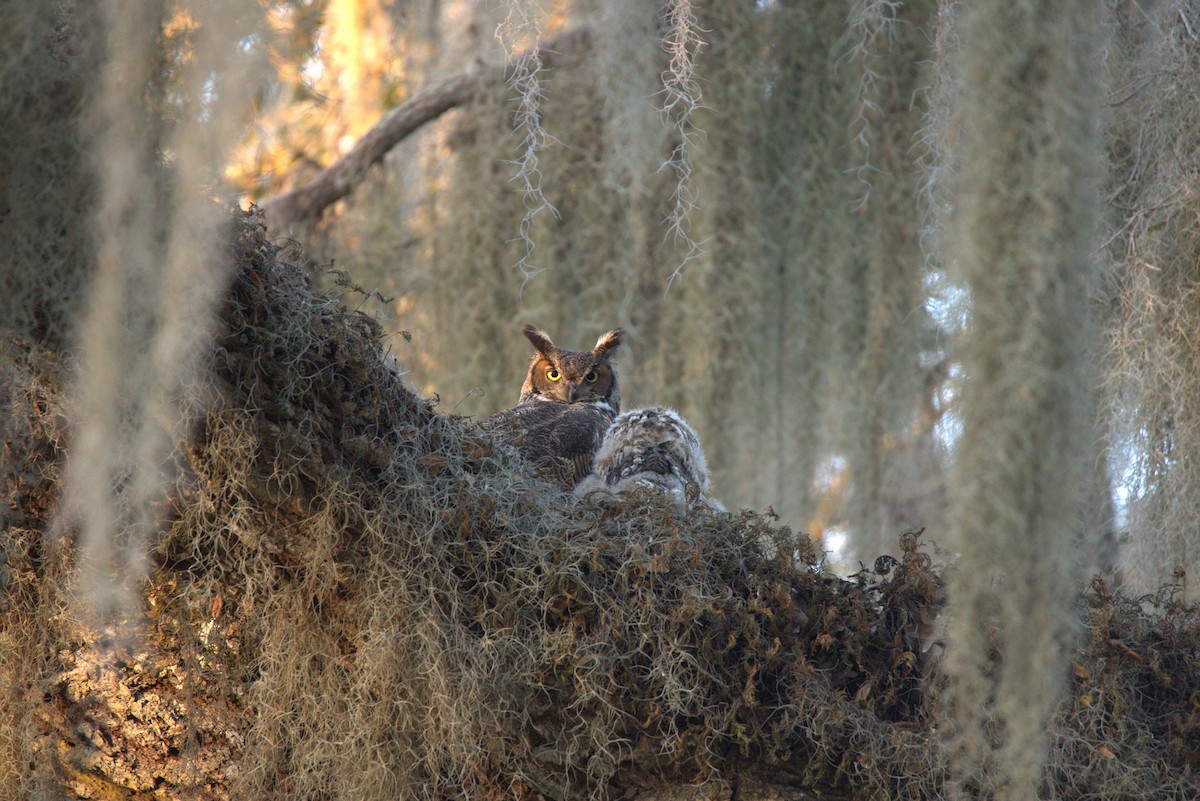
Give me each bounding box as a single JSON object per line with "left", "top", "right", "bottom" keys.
{"left": 261, "top": 26, "right": 593, "bottom": 230}
{"left": 2, "top": 212, "right": 1198, "bottom": 800}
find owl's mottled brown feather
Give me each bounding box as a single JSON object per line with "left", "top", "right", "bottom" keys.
{"left": 482, "top": 399, "right": 614, "bottom": 486}
{"left": 481, "top": 325, "right": 623, "bottom": 488}
{"left": 574, "top": 407, "right": 723, "bottom": 512}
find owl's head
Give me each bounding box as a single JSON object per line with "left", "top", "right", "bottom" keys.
{"left": 518, "top": 325, "right": 623, "bottom": 412}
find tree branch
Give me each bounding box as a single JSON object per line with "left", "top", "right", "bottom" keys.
{"left": 261, "top": 25, "right": 594, "bottom": 230}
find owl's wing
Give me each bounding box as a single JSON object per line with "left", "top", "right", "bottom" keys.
{"left": 481, "top": 401, "right": 613, "bottom": 487}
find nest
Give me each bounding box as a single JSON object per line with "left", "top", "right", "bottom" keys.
{"left": 1, "top": 209, "right": 1197, "bottom": 800}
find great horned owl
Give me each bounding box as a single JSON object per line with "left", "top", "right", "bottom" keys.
{"left": 574, "top": 406, "right": 723, "bottom": 513}
{"left": 481, "top": 324, "right": 623, "bottom": 487}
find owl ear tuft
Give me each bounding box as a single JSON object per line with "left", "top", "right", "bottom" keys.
{"left": 523, "top": 325, "right": 556, "bottom": 356}
{"left": 592, "top": 328, "right": 623, "bottom": 358}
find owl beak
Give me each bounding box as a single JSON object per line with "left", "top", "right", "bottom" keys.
{"left": 567, "top": 383, "right": 579, "bottom": 403}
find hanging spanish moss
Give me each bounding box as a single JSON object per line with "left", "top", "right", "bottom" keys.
{"left": 934, "top": 1, "right": 1106, "bottom": 796}
{"left": 0, "top": 4, "right": 96, "bottom": 791}
{"left": 1105, "top": 0, "right": 1200, "bottom": 598}
{"left": 329, "top": 2, "right": 677, "bottom": 419}
{"left": 301, "top": 0, "right": 945, "bottom": 544}
{"left": 65, "top": 0, "right": 167, "bottom": 616}
{"left": 745, "top": 0, "right": 857, "bottom": 538}
{"left": 1, "top": 0, "right": 263, "bottom": 792}
{"left": 839, "top": 0, "right": 939, "bottom": 559}
{"left": 660, "top": 0, "right": 705, "bottom": 270}
{"left": 64, "top": 0, "right": 264, "bottom": 616}
{"left": 651, "top": 1, "right": 772, "bottom": 510}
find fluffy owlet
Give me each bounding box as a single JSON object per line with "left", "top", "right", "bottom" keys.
{"left": 481, "top": 325, "right": 623, "bottom": 487}
{"left": 575, "top": 406, "right": 723, "bottom": 513}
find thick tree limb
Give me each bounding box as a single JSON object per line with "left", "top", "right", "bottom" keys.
{"left": 261, "top": 25, "right": 593, "bottom": 230}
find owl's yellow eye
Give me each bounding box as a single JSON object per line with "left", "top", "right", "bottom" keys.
{"left": 585, "top": 370, "right": 599, "bottom": 383}
{"left": 546, "top": 368, "right": 561, "bottom": 381}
